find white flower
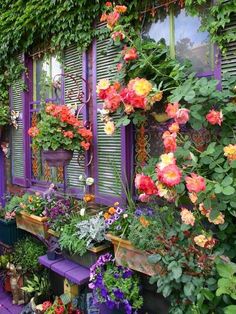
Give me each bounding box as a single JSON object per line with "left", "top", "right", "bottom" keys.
{"left": 86, "top": 177, "right": 94, "bottom": 186}
{"left": 123, "top": 214, "right": 128, "bottom": 218}
{"left": 80, "top": 208, "right": 86, "bottom": 216}
{"left": 79, "top": 175, "right": 84, "bottom": 182}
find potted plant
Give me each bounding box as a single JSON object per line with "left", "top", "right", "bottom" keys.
{"left": 15, "top": 192, "right": 52, "bottom": 238}
{"left": 89, "top": 253, "right": 143, "bottom": 314}
{"left": 0, "top": 195, "right": 25, "bottom": 246}
{"left": 39, "top": 236, "right": 62, "bottom": 261}
{"left": 59, "top": 213, "right": 110, "bottom": 268}
{"left": 0, "top": 105, "right": 9, "bottom": 139}
{"left": 28, "top": 103, "right": 92, "bottom": 167}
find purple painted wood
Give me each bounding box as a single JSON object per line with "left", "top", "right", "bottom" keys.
{"left": 39, "top": 255, "right": 64, "bottom": 268}
{"left": 65, "top": 266, "right": 90, "bottom": 285}
{"left": 0, "top": 284, "right": 23, "bottom": 314}
{"left": 39, "top": 255, "right": 90, "bottom": 285}
{"left": 0, "top": 148, "right": 5, "bottom": 206}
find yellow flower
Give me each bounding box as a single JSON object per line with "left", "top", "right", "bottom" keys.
{"left": 158, "top": 153, "right": 176, "bottom": 170}
{"left": 108, "top": 207, "right": 116, "bottom": 215}
{"left": 151, "top": 91, "right": 163, "bottom": 103}
{"left": 224, "top": 144, "right": 236, "bottom": 161}
{"left": 96, "top": 79, "right": 110, "bottom": 93}
{"left": 194, "top": 235, "right": 208, "bottom": 248}
{"left": 207, "top": 212, "right": 225, "bottom": 225}
{"left": 104, "top": 121, "right": 115, "bottom": 136}
{"left": 114, "top": 202, "right": 119, "bottom": 206}
{"left": 189, "top": 192, "right": 198, "bottom": 204}
{"left": 180, "top": 208, "right": 195, "bottom": 226}
{"left": 104, "top": 212, "right": 111, "bottom": 220}
{"left": 83, "top": 194, "right": 95, "bottom": 203}
{"left": 139, "top": 216, "right": 150, "bottom": 227}
{"left": 133, "top": 78, "right": 153, "bottom": 96}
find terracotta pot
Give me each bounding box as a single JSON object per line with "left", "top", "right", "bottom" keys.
{"left": 106, "top": 233, "right": 163, "bottom": 276}
{"left": 16, "top": 211, "right": 48, "bottom": 238}
{"left": 42, "top": 149, "right": 73, "bottom": 167}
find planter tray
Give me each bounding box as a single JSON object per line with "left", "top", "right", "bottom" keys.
{"left": 16, "top": 211, "right": 48, "bottom": 238}
{"left": 39, "top": 255, "right": 90, "bottom": 286}
{"left": 106, "top": 233, "right": 163, "bottom": 276}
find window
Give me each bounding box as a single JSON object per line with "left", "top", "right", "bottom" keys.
{"left": 142, "top": 6, "right": 214, "bottom": 76}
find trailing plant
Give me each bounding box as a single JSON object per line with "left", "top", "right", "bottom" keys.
{"left": 12, "top": 237, "right": 46, "bottom": 273}
{"left": 89, "top": 253, "right": 143, "bottom": 313}
{"left": 0, "top": 105, "right": 10, "bottom": 127}
{"left": 0, "top": 194, "right": 24, "bottom": 220}
{"left": 28, "top": 103, "right": 92, "bottom": 152}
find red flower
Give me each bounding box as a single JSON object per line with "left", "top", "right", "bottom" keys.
{"left": 185, "top": 173, "right": 206, "bottom": 193}
{"left": 111, "top": 31, "right": 125, "bottom": 41}
{"left": 81, "top": 141, "right": 90, "bottom": 151}
{"left": 162, "top": 131, "right": 177, "bottom": 153}
{"left": 55, "top": 305, "right": 65, "bottom": 314}
{"left": 158, "top": 164, "right": 182, "bottom": 187}
{"left": 135, "top": 174, "right": 158, "bottom": 195}
{"left": 28, "top": 127, "right": 39, "bottom": 137}
{"left": 206, "top": 109, "right": 223, "bottom": 126}
{"left": 103, "top": 92, "right": 122, "bottom": 112}
{"left": 122, "top": 47, "right": 138, "bottom": 62}
{"left": 42, "top": 301, "right": 52, "bottom": 311}
{"left": 105, "top": 1, "right": 112, "bottom": 7}
{"left": 117, "top": 63, "right": 123, "bottom": 71}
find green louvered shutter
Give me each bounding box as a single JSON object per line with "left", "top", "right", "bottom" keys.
{"left": 221, "top": 9, "right": 236, "bottom": 78}
{"left": 64, "top": 45, "right": 86, "bottom": 195}
{"left": 11, "top": 55, "right": 30, "bottom": 187}
{"left": 94, "top": 28, "right": 131, "bottom": 205}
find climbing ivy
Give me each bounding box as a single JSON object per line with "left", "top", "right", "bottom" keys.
{"left": 0, "top": 0, "right": 235, "bottom": 107}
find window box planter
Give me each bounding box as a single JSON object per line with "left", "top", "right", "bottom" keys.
{"left": 106, "top": 233, "right": 163, "bottom": 276}
{"left": 16, "top": 211, "right": 48, "bottom": 238}
{"left": 47, "top": 228, "right": 60, "bottom": 238}
{"left": 63, "top": 242, "right": 111, "bottom": 268}
{"left": 42, "top": 149, "right": 73, "bottom": 167}
{"left": 0, "top": 218, "right": 25, "bottom": 246}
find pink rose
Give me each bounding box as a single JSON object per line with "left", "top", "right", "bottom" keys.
{"left": 175, "top": 108, "right": 190, "bottom": 125}
{"left": 206, "top": 110, "right": 223, "bottom": 126}
{"left": 138, "top": 193, "right": 150, "bottom": 202}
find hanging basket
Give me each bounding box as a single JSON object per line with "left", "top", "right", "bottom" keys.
{"left": 42, "top": 149, "right": 73, "bottom": 167}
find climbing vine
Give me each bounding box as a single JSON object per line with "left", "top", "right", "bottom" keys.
{"left": 0, "top": 0, "right": 235, "bottom": 108}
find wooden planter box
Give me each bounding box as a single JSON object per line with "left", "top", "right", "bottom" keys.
{"left": 0, "top": 219, "right": 25, "bottom": 246}
{"left": 16, "top": 211, "right": 48, "bottom": 238}
{"left": 63, "top": 242, "right": 111, "bottom": 268}
{"left": 106, "top": 233, "right": 163, "bottom": 276}
{"left": 47, "top": 228, "right": 60, "bottom": 238}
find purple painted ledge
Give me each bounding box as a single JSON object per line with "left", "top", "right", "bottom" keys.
{"left": 0, "top": 284, "right": 23, "bottom": 314}
{"left": 39, "top": 255, "right": 90, "bottom": 285}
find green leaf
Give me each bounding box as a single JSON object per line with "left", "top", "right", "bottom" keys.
{"left": 215, "top": 184, "right": 222, "bottom": 194}
{"left": 216, "top": 262, "right": 236, "bottom": 278}
{"left": 231, "top": 161, "right": 236, "bottom": 168}
{"left": 223, "top": 186, "right": 235, "bottom": 196}
{"left": 222, "top": 176, "right": 233, "bottom": 187}
{"left": 172, "top": 266, "right": 182, "bottom": 280}
{"left": 148, "top": 254, "right": 162, "bottom": 264}
{"left": 224, "top": 305, "right": 236, "bottom": 314}
{"left": 184, "top": 282, "right": 195, "bottom": 297}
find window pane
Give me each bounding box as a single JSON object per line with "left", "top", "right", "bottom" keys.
{"left": 142, "top": 15, "right": 170, "bottom": 46}
{"left": 51, "top": 56, "right": 62, "bottom": 103}
{"left": 175, "top": 9, "right": 212, "bottom": 73}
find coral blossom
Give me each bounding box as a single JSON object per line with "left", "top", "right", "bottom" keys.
{"left": 135, "top": 174, "right": 158, "bottom": 195}
{"left": 169, "top": 122, "right": 179, "bottom": 133}
{"left": 158, "top": 164, "right": 182, "bottom": 187}
{"left": 106, "top": 11, "right": 120, "bottom": 29}
{"left": 122, "top": 47, "right": 138, "bottom": 62}
{"left": 81, "top": 141, "right": 90, "bottom": 151}
{"left": 114, "top": 5, "right": 127, "bottom": 13}
{"left": 28, "top": 127, "right": 39, "bottom": 137}
{"left": 206, "top": 109, "right": 223, "bottom": 126}
{"left": 63, "top": 131, "right": 74, "bottom": 139}
{"left": 112, "top": 31, "right": 125, "bottom": 41}
{"left": 175, "top": 108, "right": 190, "bottom": 125}
{"left": 162, "top": 132, "right": 177, "bottom": 153}
{"left": 180, "top": 208, "right": 195, "bottom": 226}
{"left": 185, "top": 173, "right": 206, "bottom": 193}
{"left": 133, "top": 78, "right": 153, "bottom": 97}
{"left": 165, "top": 102, "right": 179, "bottom": 118}
{"left": 157, "top": 153, "right": 176, "bottom": 170}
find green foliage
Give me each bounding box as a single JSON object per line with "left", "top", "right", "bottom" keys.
{"left": 0, "top": 105, "right": 10, "bottom": 126}
{"left": 12, "top": 237, "right": 46, "bottom": 273}
{"left": 22, "top": 271, "right": 51, "bottom": 298}
{"left": 19, "top": 193, "right": 49, "bottom": 216}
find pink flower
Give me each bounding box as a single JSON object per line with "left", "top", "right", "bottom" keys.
{"left": 165, "top": 102, "right": 179, "bottom": 118}
{"left": 168, "top": 122, "right": 179, "bottom": 133}
{"left": 138, "top": 193, "right": 150, "bottom": 202}
{"left": 206, "top": 109, "right": 223, "bottom": 126}
{"left": 175, "top": 108, "right": 190, "bottom": 125}
{"left": 106, "top": 11, "right": 120, "bottom": 29}
{"left": 28, "top": 127, "right": 39, "bottom": 137}
{"left": 117, "top": 63, "right": 123, "bottom": 71}
{"left": 162, "top": 131, "right": 177, "bottom": 153}
{"left": 63, "top": 131, "right": 74, "bottom": 139}
{"left": 135, "top": 174, "right": 158, "bottom": 195}
{"left": 158, "top": 164, "right": 182, "bottom": 187}
{"left": 180, "top": 208, "right": 195, "bottom": 226}
{"left": 185, "top": 173, "right": 206, "bottom": 193}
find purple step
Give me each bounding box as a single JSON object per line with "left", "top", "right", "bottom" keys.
{"left": 0, "top": 284, "right": 23, "bottom": 314}
{"left": 38, "top": 255, "right": 90, "bottom": 285}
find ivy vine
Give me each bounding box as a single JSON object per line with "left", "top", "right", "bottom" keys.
{"left": 0, "top": 0, "right": 235, "bottom": 108}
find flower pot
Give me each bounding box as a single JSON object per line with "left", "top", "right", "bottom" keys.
{"left": 47, "top": 250, "right": 58, "bottom": 261}
{"left": 98, "top": 303, "right": 125, "bottom": 314}
{"left": 42, "top": 149, "right": 73, "bottom": 167}
{"left": 0, "top": 218, "right": 25, "bottom": 246}
{"left": 63, "top": 242, "right": 111, "bottom": 268}
{"left": 106, "top": 234, "right": 163, "bottom": 276}
{"left": 16, "top": 211, "right": 48, "bottom": 238}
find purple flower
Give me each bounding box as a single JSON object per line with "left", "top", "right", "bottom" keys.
{"left": 106, "top": 299, "right": 116, "bottom": 309}
{"left": 113, "top": 272, "right": 120, "bottom": 279}
{"left": 134, "top": 209, "right": 142, "bottom": 216}
{"left": 113, "top": 289, "right": 124, "bottom": 299}
{"left": 101, "top": 287, "right": 108, "bottom": 298}
{"left": 123, "top": 301, "right": 132, "bottom": 314}
{"left": 113, "top": 213, "right": 119, "bottom": 220}
{"left": 116, "top": 207, "right": 124, "bottom": 215}
{"left": 122, "top": 269, "right": 133, "bottom": 279}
